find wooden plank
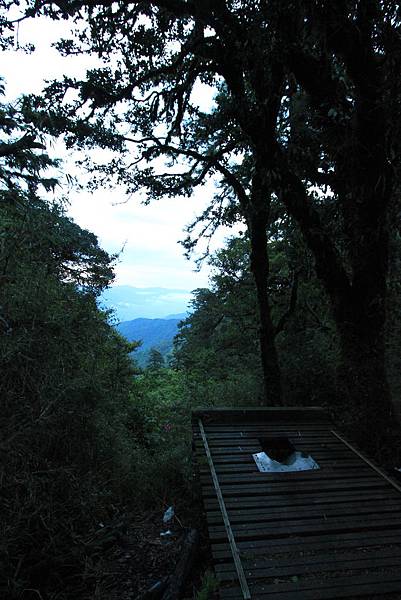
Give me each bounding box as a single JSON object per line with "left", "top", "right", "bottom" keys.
{"left": 196, "top": 448, "right": 347, "bottom": 458}
{"left": 193, "top": 410, "right": 401, "bottom": 599}
{"left": 192, "top": 407, "right": 330, "bottom": 425}
{"left": 197, "top": 419, "right": 251, "bottom": 600}
{"left": 210, "top": 514, "right": 401, "bottom": 536}
{"left": 196, "top": 446, "right": 345, "bottom": 456}
{"left": 200, "top": 464, "right": 371, "bottom": 475}
{"left": 218, "top": 574, "right": 401, "bottom": 600}
{"left": 196, "top": 425, "right": 332, "bottom": 433}
{"left": 197, "top": 460, "right": 363, "bottom": 472}
{"left": 200, "top": 448, "right": 345, "bottom": 458}
{"left": 201, "top": 474, "right": 378, "bottom": 488}
{"left": 194, "top": 444, "right": 345, "bottom": 454}
{"left": 194, "top": 439, "right": 345, "bottom": 450}
{"left": 200, "top": 468, "right": 375, "bottom": 485}
{"left": 197, "top": 420, "right": 331, "bottom": 426}
{"left": 215, "top": 545, "right": 401, "bottom": 574}
{"left": 196, "top": 433, "right": 332, "bottom": 442}
{"left": 200, "top": 420, "right": 331, "bottom": 426}
{"left": 194, "top": 434, "right": 337, "bottom": 443}
{"left": 216, "top": 551, "right": 401, "bottom": 582}
{"left": 208, "top": 515, "right": 401, "bottom": 541}
{"left": 202, "top": 478, "right": 388, "bottom": 498}
{"left": 197, "top": 453, "right": 356, "bottom": 463}
{"left": 208, "top": 500, "right": 401, "bottom": 521}
{"left": 218, "top": 571, "right": 401, "bottom": 599}
{"left": 198, "top": 452, "right": 357, "bottom": 464}
{"left": 201, "top": 459, "right": 365, "bottom": 471}
{"left": 211, "top": 511, "right": 401, "bottom": 533}
{"left": 212, "top": 531, "right": 401, "bottom": 560}
{"left": 331, "top": 429, "right": 401, "bottom": 495}
{"left": 194, "top": 435, "right": 342, "bottom": 445}
{"left": 199, "top": 459, "right": 366, "bottom": 473}
{"left": 204, "top": 489, "right": 400, "bottom": 510}
{"left": 197, "top": 428, "right": 332, "bottom": 436}
{"left": 198, "top": 443, "right": 343, "bottom": 452}
{"left": 195, "top": 447, "right": 353, "bottom": 457}
{"left": 206, "top": 499, "right": 401, "bottom": 525}
{"left": 199, "top": 419, "right": 333, "bottom": 426}
{"left": 196, "top": 444, "right": 342, "bottom": 453}
{"left": 198, "top": 450, "right": 363, "bottom": 468}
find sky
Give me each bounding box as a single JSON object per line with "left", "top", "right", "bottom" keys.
{"left": 1, "top": 13, "right": 237, "bottom": 297}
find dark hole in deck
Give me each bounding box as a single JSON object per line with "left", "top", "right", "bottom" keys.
{"left": 258, "top": 436, "right": 296, "bottom": 463}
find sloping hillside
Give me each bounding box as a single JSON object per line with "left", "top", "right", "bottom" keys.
{"left": 117, "top": 317, "right": 185, "bottom": 366}
{"left": 101, "top": 285, "right": 192, "bottom": 321}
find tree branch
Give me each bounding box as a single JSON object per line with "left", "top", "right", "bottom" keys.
{"left": 274, "top": 270, "right": 299, "bottom": 337}
{"left": 275, "top": 147, "right": 352, "bottom": 306}
{"left": 0, "top": 134, "right": 45, "bottom": 158}
{"left": 150, "top": 140, "right": 250, "bottom": 210}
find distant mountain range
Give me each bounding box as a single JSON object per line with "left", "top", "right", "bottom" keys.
{"left": 101, "top": 286, "right": 195, "bottom": 367}
{"left": 101, "top": 285, "right": 194, "bottom": 321}
{"left": 116, "top": 316, "right": 187, "bottom": 367}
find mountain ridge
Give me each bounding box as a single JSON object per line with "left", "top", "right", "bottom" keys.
{"left": 116, "top": 315, "right": 187, "bottom": 367}
{"left": 101, "top": 285, "right": 193, "bottom": 321}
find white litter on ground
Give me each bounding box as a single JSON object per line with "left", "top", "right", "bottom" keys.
{"left": 160, "top": 530, "right": 173, "bottom": 538}
{"left": 162, "top": 506, "right": 175, "bottom": 524}
{"left": 253, "top": 451, "right": 320, "bottom": 472}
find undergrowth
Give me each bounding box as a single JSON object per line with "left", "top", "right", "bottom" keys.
{"left": 0, "top": 193, "right": 193, "bottom": 599}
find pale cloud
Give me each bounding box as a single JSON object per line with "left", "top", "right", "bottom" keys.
{"left": 65, "top": 180, "right": 236, "bottom": 289}
{"left": 112, "top": 255, "right": 209, "bottom": 290}
{"left": 159, "top": 292, "right": 193, "bottom": 302}
{"left": 2, "top": 17, "right": 97, "bottom": 96}
{"left": 2, "top": 14, "right": 240, "bottom": 292}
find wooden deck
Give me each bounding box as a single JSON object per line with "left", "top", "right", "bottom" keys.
{"left": 192, "top": 408, "right": 401, "bottom": 599}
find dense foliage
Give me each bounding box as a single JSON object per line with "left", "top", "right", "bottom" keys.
{"left": 1, "top": 0, "right": 399, "bottom": 449}
{"left": 175, "top": 232, "right": 338, "bottom": 410}
{"left": 0, "top": 188, "right": 194, "bottom": 600}
{"left": 0, "top": 86, "right": 190, "bottom": 598}
{"left": 1, "top": 1, "right": 401, "bottom": 597}
{"left": 1, "top": 189, "right": 133, "bottom": 597}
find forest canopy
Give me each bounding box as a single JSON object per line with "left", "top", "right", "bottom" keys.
{"left": 3, "top": 0, "right": 398, "bottom": 446}
{"left": 1, "top": 2, "right": 401, "bottom": 598}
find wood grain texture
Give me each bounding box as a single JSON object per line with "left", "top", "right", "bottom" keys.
{"left": 193, "top": 408, "right": 401, "bottom": 599}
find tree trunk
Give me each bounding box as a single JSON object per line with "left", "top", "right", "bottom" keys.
{"left": 333, "top": 222, "right": 398, "bottom": 459}
{"left": 275, "top": 150, "right": 399, "bottom": 457}
{"left": 248, "top": 211, "right": 282, "bottom": 405}
{"left": 335, "top": 307, "right": 396, "bottom": 459}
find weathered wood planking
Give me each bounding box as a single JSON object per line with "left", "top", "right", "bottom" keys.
{"left": 192, "top": 407, "right": 401, "bottom": 599}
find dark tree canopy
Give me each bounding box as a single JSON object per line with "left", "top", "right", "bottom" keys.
{"left": 0, "top": 76, "right": 59, "bottom": 192}
{"left": 175, "top": 233, "right": 337, "bottom": 408}
{"left": 2, "top": 0, "right": 401, "bottom": 449}
{"left": 1, "top": 4, "right": 401, "bottom": 597}
{"left": 147, "top": 347, "right": 165, "bottom": 370}
{"left": 0, "top": 74, "right": 144, "bottom": 598}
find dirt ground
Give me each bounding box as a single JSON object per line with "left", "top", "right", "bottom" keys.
{"left": 95, "top": 497, "right": 213, "bottom": 600}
